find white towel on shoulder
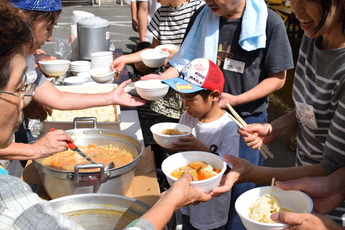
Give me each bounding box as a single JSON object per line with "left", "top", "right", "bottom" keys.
{"left": 169, "top": 0, "right": 268, "bottom": 71}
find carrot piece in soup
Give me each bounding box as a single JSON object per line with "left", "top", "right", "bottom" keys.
{"left": 197, "top": 170, "right": 207, "bottom": 180}
{"left": 51, "top": 161, "right": 62, "bottom": 167}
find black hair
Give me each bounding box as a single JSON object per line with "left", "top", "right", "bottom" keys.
{"left": 313, "top": 0, "right": 345, "bottom": 35}
{"left": 0, "top": 0, "right": 34, "bottom": 89}
{"left": 184, "top": 90, "right": 213, "bottom": 102}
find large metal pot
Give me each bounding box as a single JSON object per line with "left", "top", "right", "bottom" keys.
{"left": 49, "top": 193, "right": 151, "bottom": 230}
{"left": 33, "top": 118, "right": 145, "bottom": 199}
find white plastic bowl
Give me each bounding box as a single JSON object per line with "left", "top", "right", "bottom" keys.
{"left": 154, "top": 44, "right": 180, "bottom": 51}
{"left": 161, "top": 151, "right": 227, "bottom": 193}
{"left": 150, "top": 122, "right": 192, "bottom": 149}
{"left": 124, "top": 82, "right": 139, "bottom": 96}
{"left": 140, "top": 49, "right": 169, "bottom": 68}
{"left": 89, "top": 67, "right": 115, "bottom": 83}
{"left": 70, "top": 60, "right": 91, "bottom": 75}
{"left": 235, "top": 186, "right": 313, "bottom": 230}
{"left": 134, "top": 79, "right": 169, "bottom": 100}
{"left": 38, "top": 60, "right": 71, "bottom": 76}
{"left": 91, "top": 51, "right": 113, "bottom": 58}
{"left": 64, "top": 76, "right": 88, "bottom": 86}
{"left": 77, "top": 72, "right": 92, "bottom": 81}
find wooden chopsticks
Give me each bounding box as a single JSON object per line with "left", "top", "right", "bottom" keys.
{"left": 226, "top": 103, "right": 274, "bottom": 159}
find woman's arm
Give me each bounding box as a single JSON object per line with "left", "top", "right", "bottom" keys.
{"left": 33, "top": 79, "right": 145, "bottom": 110}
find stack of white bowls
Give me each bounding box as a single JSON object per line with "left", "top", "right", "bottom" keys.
{"left": 91, "top": 51, "right": 113, "bottom": 69}
{"left": 70, "top": 60, "right": 91, "bottom": 75}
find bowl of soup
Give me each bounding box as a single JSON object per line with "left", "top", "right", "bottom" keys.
{"left": 150, "top": 122, "right": 192, "bottom": 149}
{"left": 161, "top": 151, "right": 227, "bottom": 193}
{"left": 235, "top": 186, "right": 313, "bottom": 230}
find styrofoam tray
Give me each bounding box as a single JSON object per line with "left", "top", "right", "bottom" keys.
{"left": 42, "top": 84, "right": 121, "bottom": 133}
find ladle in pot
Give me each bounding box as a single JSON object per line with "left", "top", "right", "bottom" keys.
{"left": 67, "top": 142, "right": 115, "bottom": 170}
{"left": 67, "top": 142, "right": 96, "bottom": 164}
{"left": 50, "top": 128, "right": 115, "bottom": 169}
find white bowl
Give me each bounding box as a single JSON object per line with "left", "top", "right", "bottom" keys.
{"left": 124, "top": 82, "right": 139, "bottom": 96}
{"left": 77, "top": 72, "right": 92, "bottom": 81}
{"left": 38, "top": 60, "right": 71, "bottom": 76}
{"left": 161, "top": 151, "right": 227, "bottom": 193}
{"left": 150, "top": 122, "right": 192, "bottom": 149}
{"left": 89, "top": 67, "right": 115, "bottom": 83}
{"left": 235, "top": 186, "right": 313, "bottom": 230}
{"left": 70, "top": 61, "right": 91, "bottom": 75}
{"left": 70, "top": 60, "right": 91, "bottom": 66}
{"left": 64, "top": 76, "right": 88, "bottom": 86}
{"left": 140, "top": 49, "right": 169, "bottom": 68}
{"left": 134, "top": 79, "right": 169, "bottom": 100}
{"left": 91, "top": 51, "right": 113, "bottom": 58}
{"left": 155, "top": 44, "right": 180, "bottom": 51}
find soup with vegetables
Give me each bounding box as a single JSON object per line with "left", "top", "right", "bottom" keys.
{"left": 171, "top": 161, "right": 221, "bottom": 181}
{"left": 42, "top": 143, "right": 134, "bottom": 171}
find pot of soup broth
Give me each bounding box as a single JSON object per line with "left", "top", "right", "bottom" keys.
{"left": 33, "top": 119, "right": 144, "bottom": 199}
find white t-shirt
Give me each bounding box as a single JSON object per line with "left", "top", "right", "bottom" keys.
{"left": 178, "top": 111, "right": 240, "bottom": 229}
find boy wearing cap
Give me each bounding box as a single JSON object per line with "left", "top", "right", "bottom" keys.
{"left": 163, "top": 58, "right": 239, "bottom": 229}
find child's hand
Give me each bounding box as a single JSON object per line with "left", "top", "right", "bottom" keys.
{"left": 170, "top": 135, "right": 209, "bottom": 152}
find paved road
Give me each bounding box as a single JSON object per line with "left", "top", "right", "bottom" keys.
{"left": 42, "top": 2, "right": 296, "bottom": 169}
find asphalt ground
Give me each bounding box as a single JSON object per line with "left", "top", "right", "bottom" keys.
{"left": 42, "top": 2, "right": 296, "bottom": 170}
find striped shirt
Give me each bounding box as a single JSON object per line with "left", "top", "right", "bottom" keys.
{"left": 293, "top": 35, "right": 345, "bottom": 225}
{"left": 147, "top": 0, "right": 204, "bottom": 45}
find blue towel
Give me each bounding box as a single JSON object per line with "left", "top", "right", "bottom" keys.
{"left": 169, "top": 0, "right": 267, "bottom": 71}
{"left": 169, "top": 6, "right": 219, "bottom": 72}
{"left": 239, "top": 0, "right": 268, "bottom": 51}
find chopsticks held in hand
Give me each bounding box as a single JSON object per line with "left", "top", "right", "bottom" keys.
{"left": 226, "top": 103, "right": 274, "bottom": 159}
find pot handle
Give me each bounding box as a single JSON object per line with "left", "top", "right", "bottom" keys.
{"left": 73, "top": 117, "right": 98, "bottom": 129}
{"left": 71, "top": 163, "right": 105, "bottom": 182}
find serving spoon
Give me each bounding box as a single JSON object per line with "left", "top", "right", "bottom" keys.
{"left": 50, "top": 128, "right": 115, "bottom": 169}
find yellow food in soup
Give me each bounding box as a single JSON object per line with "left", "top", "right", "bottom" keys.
{"left": 42, "top": 143, "right": 134, "bottom": 171}
{"left": 161, "top": 128, "right": 187, "bottom": 135}
{"left": 171, "top": 161, "right": 221, "bottom": 181}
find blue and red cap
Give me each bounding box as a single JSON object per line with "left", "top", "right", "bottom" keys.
{"left": 163, "top": 58, "right": 224, "bottom": 93}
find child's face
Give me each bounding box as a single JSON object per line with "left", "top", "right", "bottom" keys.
{"left": 181, "top": 92, "right": 213, "bottom": 119}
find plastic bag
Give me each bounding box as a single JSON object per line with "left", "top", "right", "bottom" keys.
{"left": 53, "top": 37, "right": 72, "bottom": 60}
